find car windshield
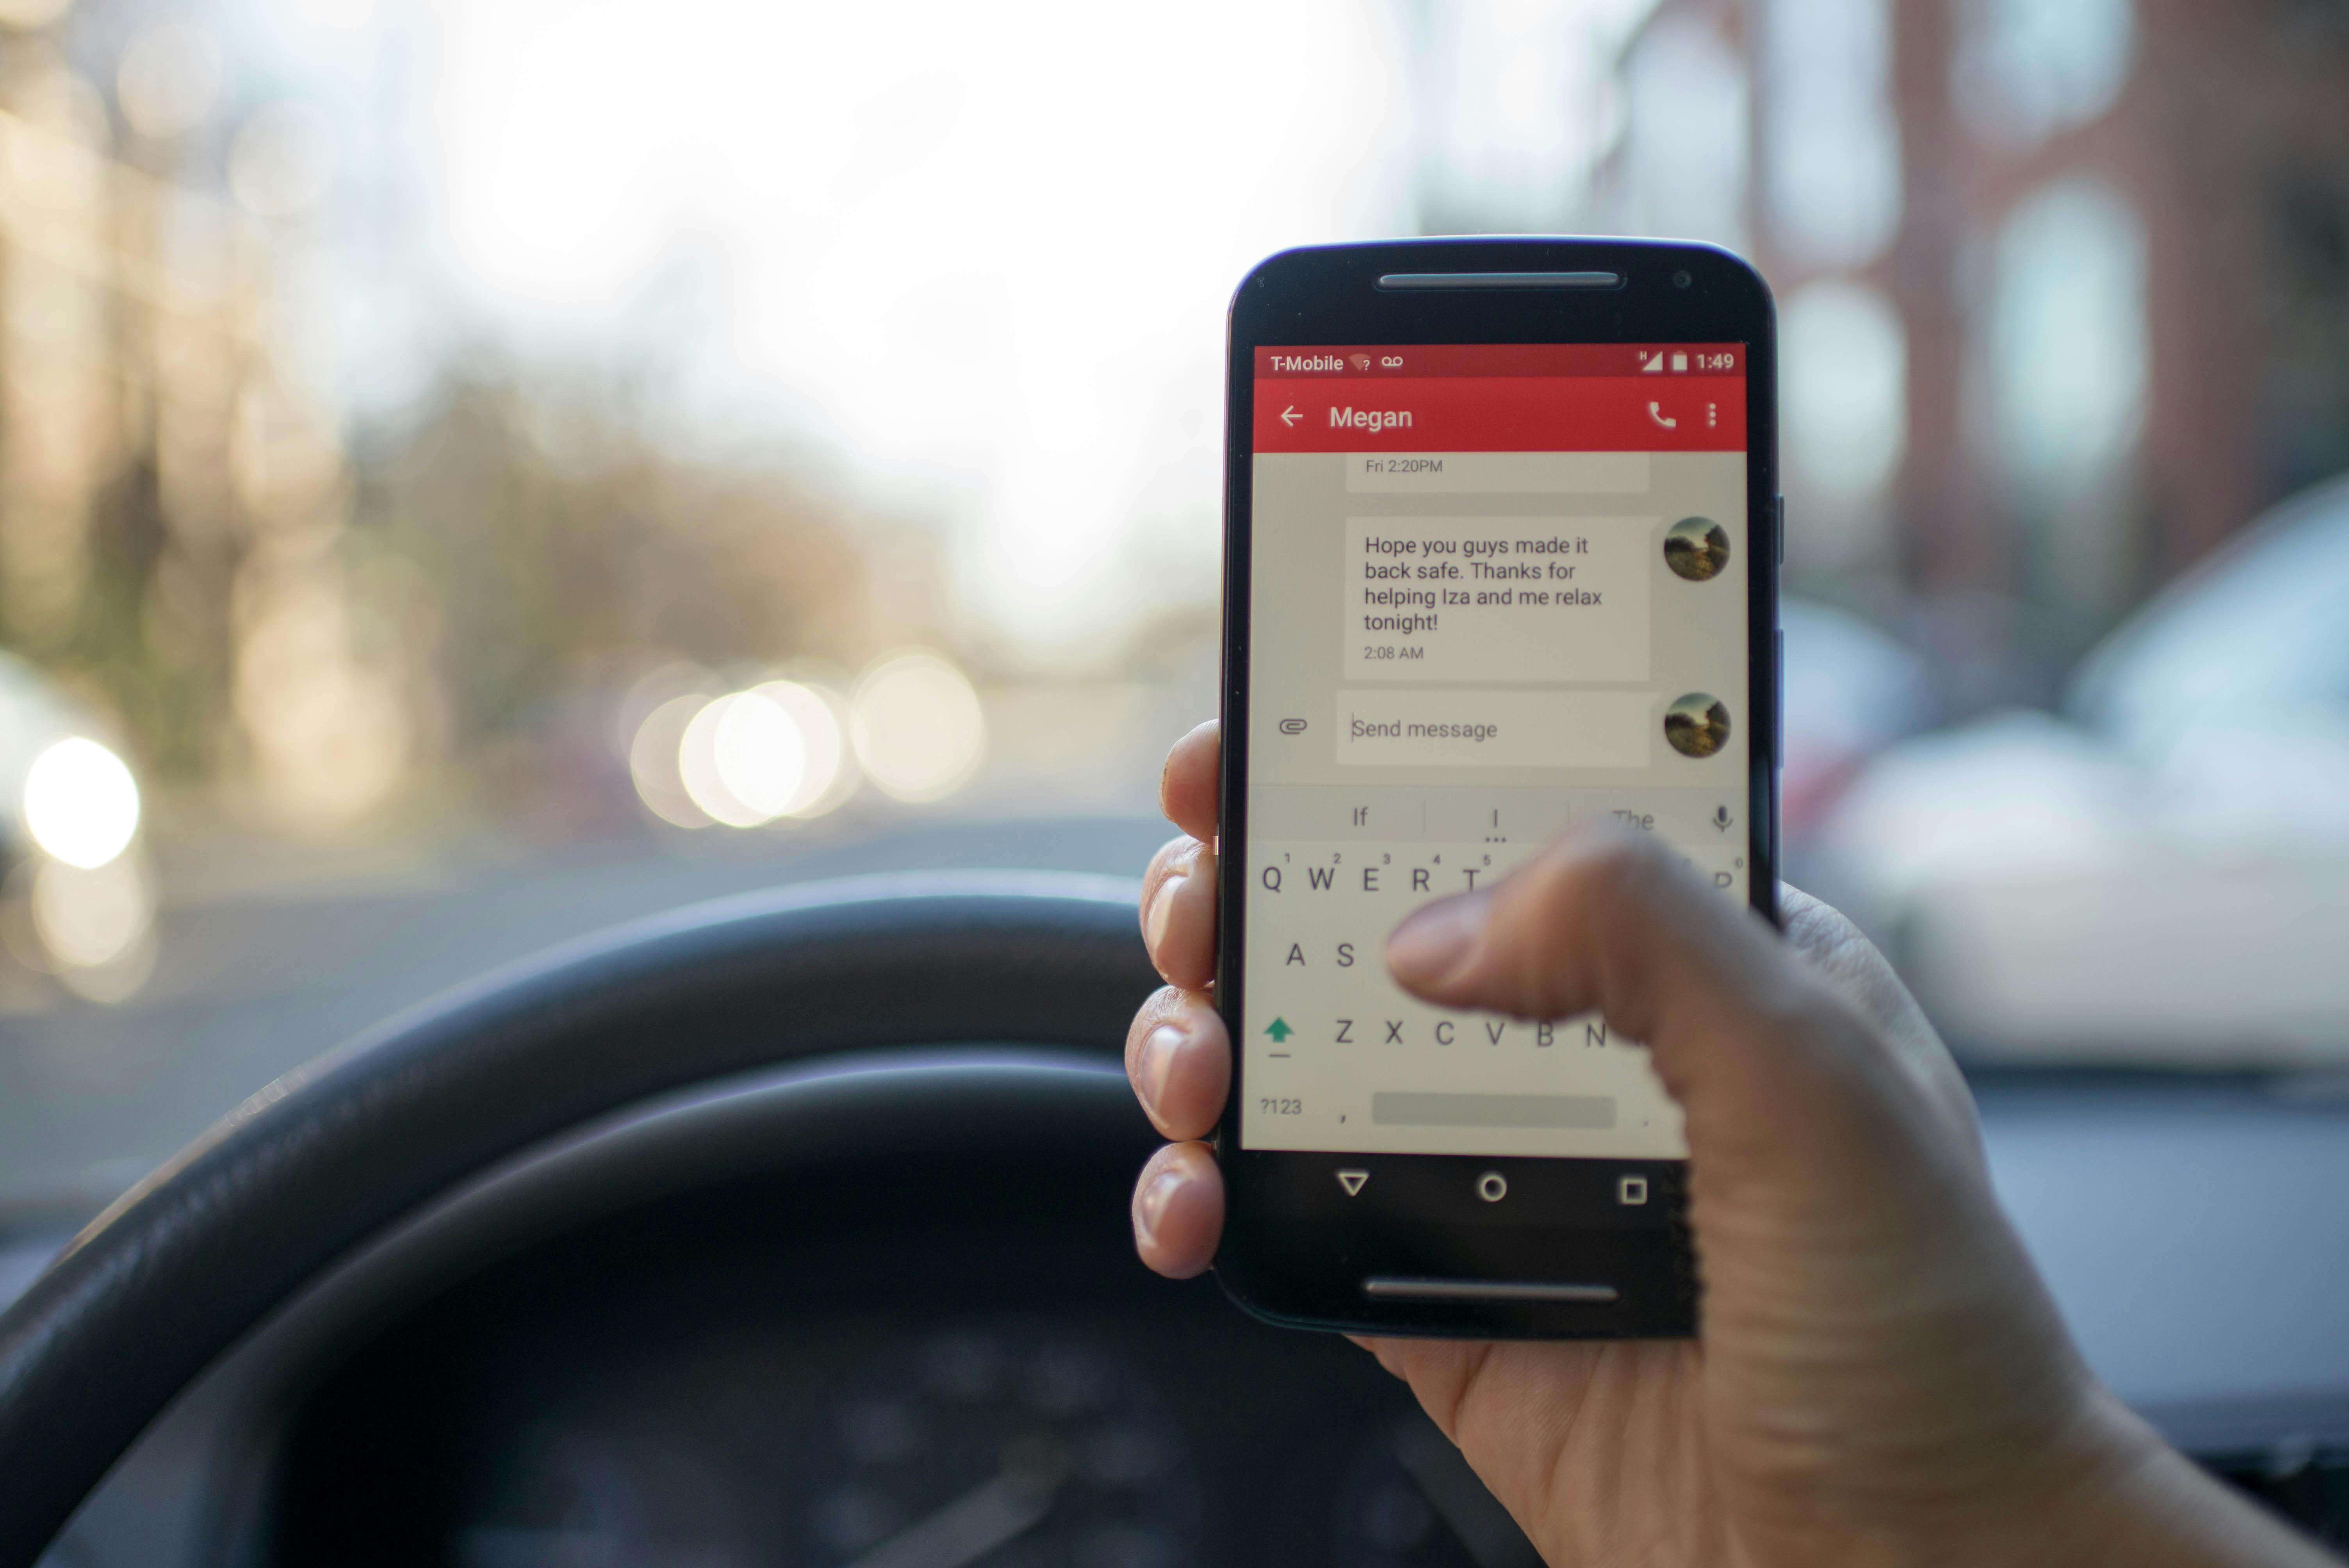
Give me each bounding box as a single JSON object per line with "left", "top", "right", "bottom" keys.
{"left": 1, "top": 0, "right": 2345, "bottom": 1237}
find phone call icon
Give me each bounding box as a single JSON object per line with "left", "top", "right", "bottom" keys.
{"left": 1648, "top": 401, "right": 1677, "bottom": 429}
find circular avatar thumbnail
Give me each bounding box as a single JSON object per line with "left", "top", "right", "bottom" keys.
{"left": 1664, "top": 693, "right": 1732, "bottom": 759}
{"left": 1663, "top": 516, "right": 1732, "bottom": 582}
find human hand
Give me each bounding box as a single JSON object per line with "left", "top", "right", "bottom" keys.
{"left": 1128, "top": 720, "right": 2331, "bottom": 1568}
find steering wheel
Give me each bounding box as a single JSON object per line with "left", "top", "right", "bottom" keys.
{"left": 0, "top": 872, "right": 1160, "bottom": 1567}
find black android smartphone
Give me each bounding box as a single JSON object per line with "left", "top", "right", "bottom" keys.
{"left": 1213, "top": 239, "right": 1779, "bottom": 1338}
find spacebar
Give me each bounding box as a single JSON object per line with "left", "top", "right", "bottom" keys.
{"left": 1371, "top": 1091, "right": 1615, "bottom": 1128}
{"left": 1362, "top": 1277, "right": 1619, "bottom": 1304}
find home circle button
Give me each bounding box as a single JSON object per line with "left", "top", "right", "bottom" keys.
{"left": 1475, "top": 1171, "right": 1508, "bottom": 1203}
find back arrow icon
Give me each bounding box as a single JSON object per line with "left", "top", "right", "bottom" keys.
{"left": 1280, "top": 405, "right": 1301, "bottom": 427}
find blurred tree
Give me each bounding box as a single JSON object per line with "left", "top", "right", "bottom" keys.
{"left": 350, "top": 367, "right": 875, "bottom": 757}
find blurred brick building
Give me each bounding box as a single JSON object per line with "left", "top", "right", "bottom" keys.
{"left": 1599, "top": 0, "right": 2349, "bottom": 657}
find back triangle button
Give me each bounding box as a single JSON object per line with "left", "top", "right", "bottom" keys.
{"left": 1335, "top": 1169, "right": 1369, "bottom": 1197}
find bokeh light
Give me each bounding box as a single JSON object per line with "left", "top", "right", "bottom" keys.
{"left": 677, "top": 695, "right": 768, "bottom": 829}
{"left": 709, "top": 690, "right": 807, "bottom": 822}
{"left": 30, "top": 855, "right": 151, "bottom": 971}
{"left": 116, "top": 17, "right": 223, "bottom": 140}
{"left": 630, "top": 679, "right": 857, "bottom": 830}
{"left": 23, "top": 737, "right": 141, "bottom": 869}
{"left": 849, "top": 651, "right": 985, "bottom": 804}
{"left": 628, "top": 694, "right": 716, "bottom": 829}
{"left": 747, "top": 680, "right": 852, "bottom": 818}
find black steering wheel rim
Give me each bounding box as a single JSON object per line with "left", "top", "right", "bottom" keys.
{"left": 0, "top": 871, "right": 1157, "bottom": 1567}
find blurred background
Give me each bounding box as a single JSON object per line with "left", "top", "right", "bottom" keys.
{"left": 0, "top": 0, "right": 2344, "bottom": 1238}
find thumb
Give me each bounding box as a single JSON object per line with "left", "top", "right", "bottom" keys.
{"left": 1383, "top": 824, "right": 1908, "bottom": 1175}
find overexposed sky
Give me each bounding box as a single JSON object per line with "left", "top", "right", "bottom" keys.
{"left": 251, "top": 0, "right": 1654, "bottom": 665}
{"left": 422, "top": 0, "right": 1417, "bottom": 667}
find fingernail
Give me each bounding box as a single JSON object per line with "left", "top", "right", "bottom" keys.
{"left": 1133, "top": 1167, "right": 1185, "bottom": 1249}
{"left": 1387, "top": 893, "right": 1492, "bottom": 986}
{"left": 1135, "top": 1024, "right": 1185, "bottom": 1119}
{"left": 1144, "top": 874, "right": 1183, "bottom": 954}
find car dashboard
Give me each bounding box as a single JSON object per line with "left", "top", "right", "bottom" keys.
{"left": 278, "top": 1154, "right": 1533, "bottom": 1568}
{"left": 23, "top": 1019, "right": 2349, "bottom": 1568}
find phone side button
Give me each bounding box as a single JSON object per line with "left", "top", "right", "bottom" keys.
{"left": 1776, "top": 494, "right": 1786, "bottom": 565}
{"left": 1361, "top": 1278, "right": 1620, "bottom": 1304}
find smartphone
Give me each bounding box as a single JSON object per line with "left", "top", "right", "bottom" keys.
{"left": 1212, "top": 239, "right": 1779, "bottom": 1338}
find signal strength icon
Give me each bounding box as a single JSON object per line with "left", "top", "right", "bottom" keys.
{"left": 1641, "top": 351, "right": 1665, "bottom": 373}
{"left": 1348, "top": 353, "right": 1372, "bottom": 371}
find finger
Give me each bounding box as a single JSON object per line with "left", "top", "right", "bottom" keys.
{"left": 1124, "top": 986, "right": 1232, "bottom": 1141}
{"left": 1131, "top": 1141, "right": 1222, "bottom": 1278}
{"left": 1382, "top": 823, "right": 1900, "bottom": 1164}
{"left": 1139, "top": 833, "right": 1194, "bottom": 950}
{"left": 1385, "top": 821, "right": 1788, "bottom": 1060}
{"left": 1159, "top": 721, "right": 1219, "bottom": 845}
{"left": 1139, "top": 834, "right": 1218, "bottom": 990}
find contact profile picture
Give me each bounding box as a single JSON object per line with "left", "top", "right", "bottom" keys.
{"left": 1664, "top": 693, "right": 1732, "bottom": 759}
{"left": 1663, "top": 516, "right": 1731, "bottom": 582}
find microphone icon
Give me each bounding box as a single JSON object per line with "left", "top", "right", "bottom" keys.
{"left": 1712, "top": 805, "right": 1732, "bottom": 832}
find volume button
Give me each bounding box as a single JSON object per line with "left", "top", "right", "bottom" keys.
{"left": 1775, "top": 495, "right": 1786, "bottom": 565}
{"left": 1775, "top": 628, "right": 1785, "bottom": 766}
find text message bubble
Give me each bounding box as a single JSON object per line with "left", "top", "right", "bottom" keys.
{"left": 1335, "top": 690, "right": 1654, "bottom": 769}
{"left": 1345, "top": 515, "right": 1653, "bottom": 683}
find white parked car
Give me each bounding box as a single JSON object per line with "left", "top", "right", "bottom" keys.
{"left": 0, "top": 654, "right": 155, "bottom": 1001}
{"left": 1816, "top": 471, "right": 2349, "bottom": 1067}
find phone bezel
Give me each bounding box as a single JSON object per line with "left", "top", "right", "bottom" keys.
{"left": 1214, "top": 237, "right": 1781, "bottom": 1339}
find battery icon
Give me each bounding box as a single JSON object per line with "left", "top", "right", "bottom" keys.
{"left": 1671, "top": 352, "right": 1688, "bottom": 373}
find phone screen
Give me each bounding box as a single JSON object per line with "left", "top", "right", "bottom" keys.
{"left": 1240, "top": 342, "right": 1750, "bottom": 1162}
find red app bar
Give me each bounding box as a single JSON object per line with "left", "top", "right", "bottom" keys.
{"left": 1256, "top": 344, "right": 1743, "bottom": 378}
{"left": 1251, "top": 375, "right": 1745, "bottom": 453}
